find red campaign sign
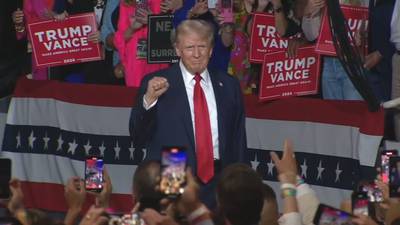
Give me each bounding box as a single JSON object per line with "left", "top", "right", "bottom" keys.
{"left": 315, "top": 5, "right": 368, "bottom": 56}
{"left": 249, "top": 13, "right": 292, "bottom": 63}
{"left": 259, "top": 46, "right": 321, "bottom": 101}
{"left": 28, "top": 13, "right": 102, "bottom": 68}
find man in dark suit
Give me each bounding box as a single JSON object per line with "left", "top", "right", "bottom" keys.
{"left": 129, "top": 19, "right": 247, "bottom": 204}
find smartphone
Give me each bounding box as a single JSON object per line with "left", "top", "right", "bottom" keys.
{"left": 160, "top": 146, "right": 187, "bottom": 198}
{"left": 0, "top": 159, "right": 11, "bottom": 199}
{"left": 389, "top": 156, "right": 400, "bottom": 197}
{"left": 381, "top": 150, "right": 398, "bottom": 183}
{"left": 219, "top": 0, "right": 233, "bottom": 24}
{"left": 361, "top": 182, "right": 383, "bottom": 202}
{"left": 136, "top": 0, "right": 148, "bottom": 10}
{"left": 85, "top": 156, "right": 104, "bottom": 192}
{"left": 313, "top": 204, "right": 354, "bottom": 225}
{"left": 352, "top": 191, "right": 369, "bottom": 216}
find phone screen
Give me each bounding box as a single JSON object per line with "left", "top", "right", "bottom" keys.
{"left": 0, "top": 159, "right": 11, "bottom": 199}
{"left": 361, "top": 182, "right": 383, "bottom": 202}
{"left": 85, "top": 156, "right": 104, "bottom": 192}
{"left": 381, "top": 150, "right": 398, "bottom": 183}
{"left": 352, "top": 192, "right": 369, "bottom": 216}
{"left": 160, "top": 147, "right": 187, "bottom": 198}
{"left": 389, "top": 156, "right": 400, "bottom": 197}
{"left": 314, "top": 204, "right": 353, "bottom": 225}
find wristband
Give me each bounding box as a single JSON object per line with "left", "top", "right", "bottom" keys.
{"left": 280, "top": 183, "right": 296, "bottom": 190}
{"left": 281, "top": 188, "right": 297, "bottom": 199}
{"left": 187, "top": 205, "right": 209, "bottom": 223}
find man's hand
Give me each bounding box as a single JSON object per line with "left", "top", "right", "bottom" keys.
{"left": 141, "top": 209, "right": 179, "bottom": 225}
{"left": 145, "top": 77, "right": 169, "bottom": 106}
{"left": 188, "top": 0, "right": 208, "bottom": 18}
{"left": 94, "top": 169, "right": 112, "bottom": 208}
{"left": 160, "top": 0, "right": 183, "bottom": 13}
{"left": 12, "top": 8, "right": 24, "bottom": 25}
{"left": 364, "top": 51, "right": 382, "bottom": 70}
{"left": 79, "top": 206, "right": 109, "bottom": 225}
{"left": 64, "top": 177, "right": 86, "bottom": 212}
{"left": 352, "top": 215, "right": 379, "bottom": 225}
{"left": 176, "top": 169, "right": 202, "bottom": 216}
{"left": 7, "top": 179, "right": 24, "bottom": 215}
{"left": 270, "top": 139, "right": 298, "bottom": 184}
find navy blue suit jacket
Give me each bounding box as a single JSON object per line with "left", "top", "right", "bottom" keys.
{"left": 129, "top": 63, "right": 247, "bottom": 173}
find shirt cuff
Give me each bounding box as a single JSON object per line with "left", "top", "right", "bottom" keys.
{"left": 143, "top": 96, "right": 157, "bottom": 110}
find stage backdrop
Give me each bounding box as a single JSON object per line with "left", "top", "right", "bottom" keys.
{"left": 0, "top": 78, "right": 384, "bottom": 213}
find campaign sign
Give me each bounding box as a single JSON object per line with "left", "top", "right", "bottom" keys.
{"left": 250, "top": 13, "right": 292, "bottom": 63}
{"left": 147, "top": 14, "right": 179, "bottom": 64}
{"left": 315, "top": 5, "right": 369, "bottom": 56}
{"left": 259, "top": 46, "right": 321, "bottom": 101}
{"left": 28, "top": 13, "right": 102, "bottom": 68}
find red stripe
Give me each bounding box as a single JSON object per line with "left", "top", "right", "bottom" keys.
{"left": 13, "top": 77, "right": 138, "bottom": 108}
{"left": 13, "top": 78, "right": 384, "bottom": 135}
{"left": 20, "top": 181, "right": 134, "bottom": 213}
{"left": 244, "top": 95, "right": 384, "bottom": 135}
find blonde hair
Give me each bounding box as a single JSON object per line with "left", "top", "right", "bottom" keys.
{"left": 174, "top": 20, "right": 215, "bottom": 46}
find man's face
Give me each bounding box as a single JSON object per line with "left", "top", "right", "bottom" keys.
{"left": 175, "top": 32, "right": 213, "bottom": 75}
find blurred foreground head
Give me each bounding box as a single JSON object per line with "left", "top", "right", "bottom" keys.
{"left": 216, "top": 163, "right": 265, "bottom": 225}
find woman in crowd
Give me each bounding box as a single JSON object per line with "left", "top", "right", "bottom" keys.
{"left": 12, "top": 0, "right": 67, "bottom": 80}
{"left": 113, "top": 0, "right": 169, "bottom": 87}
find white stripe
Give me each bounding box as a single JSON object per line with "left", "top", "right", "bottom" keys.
{"left": 7, "top": 98, "right": 131, "bottom": 136}
{"left": 0, "top": 151, "right": 136, "bottom": 195}
{"left": 265, "top": 181, "right": 351, "bottom": 209}
{"left": 246, "top": 118, "right": 381, "bottom": 166}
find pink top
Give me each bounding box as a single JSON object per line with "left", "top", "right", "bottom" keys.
{"left": 114, "top": 0, "right": 169, "bottom": 87}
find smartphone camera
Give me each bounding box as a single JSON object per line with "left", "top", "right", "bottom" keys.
{"left": 85, "top": 156, "right": 104, "bottom": 192}
{"left": 381, "top": 150, "right": 398, "bottom": 184}
{"left": 0, "top": 158, "right": 12, "bottom": 199}
{"left": 389, "top": 156, "right": 400, "bottom": 198}
{"left": 160, "top": 146, "right": 187, "bottom": 199}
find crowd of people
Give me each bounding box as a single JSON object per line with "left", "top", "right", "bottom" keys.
{"left": 1, "top": 140, "right": 400, "bottom": 225}
{"left": 1, "top": 0, "right": 400, "bottom": 137}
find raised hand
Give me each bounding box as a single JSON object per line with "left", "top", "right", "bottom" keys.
{"left": 144, "top": 77, "right": 169, "bottom": 106}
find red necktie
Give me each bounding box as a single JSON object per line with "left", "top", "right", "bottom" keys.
{"left": 193, "top": 72, "right": 214, "bottom": 183}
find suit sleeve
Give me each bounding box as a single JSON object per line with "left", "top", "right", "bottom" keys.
{"left": 233, "top": 78, "right": 247, "bottom": 163}
{"left": 129, "top": 75, "right": 157, "bottom": 148}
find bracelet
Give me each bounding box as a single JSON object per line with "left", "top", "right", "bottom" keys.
{"left": 280, "top": 183, "right": 296, "bottom": 190}
{"left": 281, "top": 188, "right": 297, "bottom": 199}
{"left": 187, "top": 205, "right": 209, "bottom": 223}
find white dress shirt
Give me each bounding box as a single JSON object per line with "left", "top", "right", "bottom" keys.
{"left": 391, "top": 0, "right": 400, "bottom": 50}
{"left": 143, "top": 61, "right": 220, "bottom": 159}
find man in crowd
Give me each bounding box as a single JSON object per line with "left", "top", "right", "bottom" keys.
{"left": 130, "top": 19, "right": 247, "bottom": 205}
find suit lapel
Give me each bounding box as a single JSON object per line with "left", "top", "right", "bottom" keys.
{"left": 167, "top": 64, "right": 196, "bottom": 150}
{"left": 209, "top": 68, "right": 226, "bottom": 160}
